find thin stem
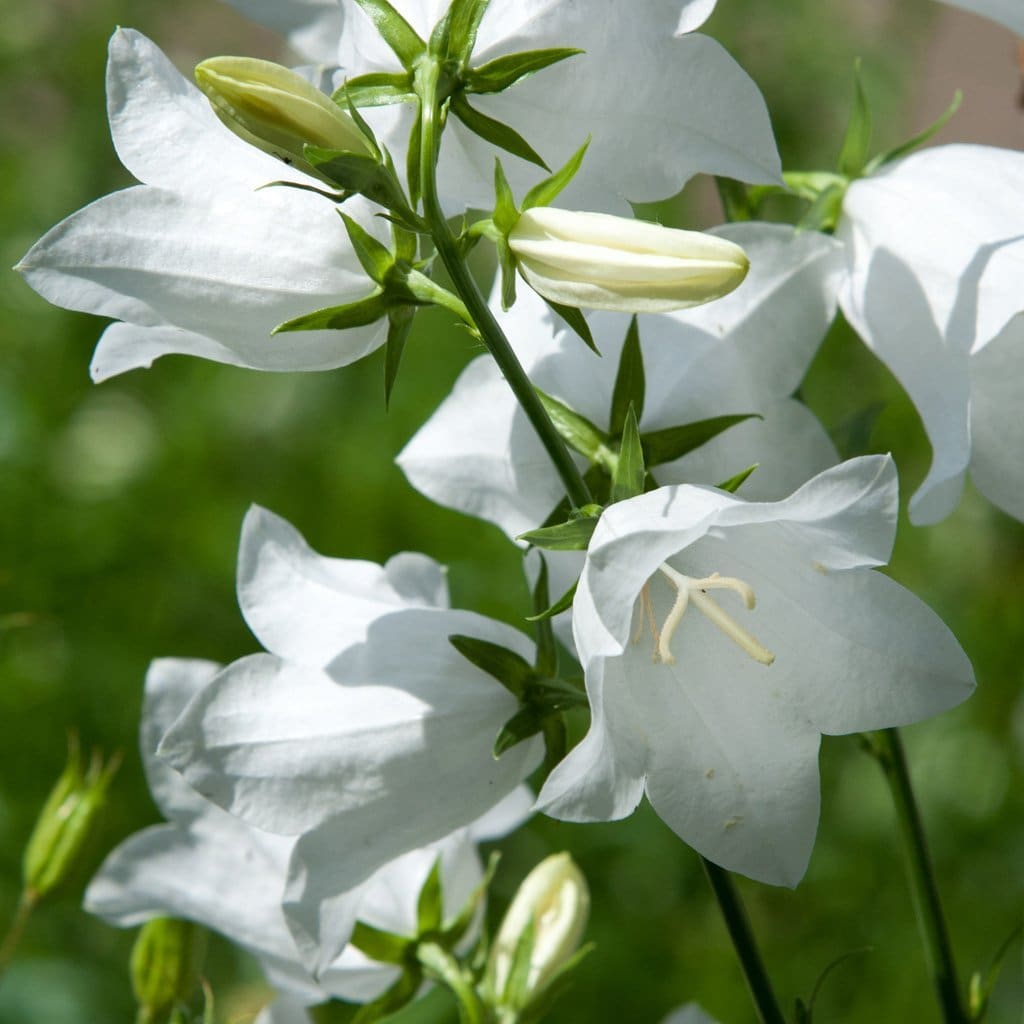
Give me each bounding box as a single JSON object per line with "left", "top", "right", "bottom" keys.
{"left": 416, "top": 61, "right": 592, "bottom": 510}
{"left": 0, "top": 890, "right": 37, "bottom": 981}
{"left": 867, "top": 728, "right": 968, "bottom": 1024}
{"left": 417, "top": 941, "right": 488, "bottom": 1024}
{"left": 701, "top": 858, "right": 787, "bottom": 1024}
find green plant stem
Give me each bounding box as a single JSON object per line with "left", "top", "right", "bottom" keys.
{"left": 701, "top": 859, "right": 787, "bottom": 1024}
{"left": 416, "top": 60, "right": 592, "bottom": 510}
{"left": 417, "top": 942, "right": 488, "bottom": 1024}
{"left": 867, "top": 728, "right": 968, "bottom": 1024}
{"left": 0, "top": 890, "right": 37, "bottom": 981}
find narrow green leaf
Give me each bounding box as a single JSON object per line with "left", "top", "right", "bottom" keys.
{"left": 352, "top": 0, "right": 425, "bottom": 69}
{"left": 384, "top": 307, "right": 414, "bottom": 408}
{"left": 338, "top": 87, "right": 381, "bottom": 161}
{"left": 305, "top": 147, "right": 416, "bottom": 220}
{"left": 442, "top": 0, "right": 491, "bottom": 62}
{"left": 540, "top": 713, "right": 567, "bottom": 779}
{"left": 494, "top": 707, "right": 544, "bottom": 758}
{"left": 522, "top": 137, "right": 590, "bottom": 210}
{"left": 440, "top": 851, "right": 501, "bottom": 948}
{"left": 406, "top": 104, "right": 423, "bottom": 205}
{"left": 401, "top": 269, "right": 472, "bottom": 323}
{"left": 504, "top": 915, "right": 537, "bottom": 1006}
{"left": 333, "top": 71, "right": 416, "bottom": 108}
{"left": 273, "top": 293, "right": 391, "bottom": 334}
{"left": 544, "top": 299, "right": 598, "bottom": 354}
{"left": 866, "top": 90, "right": 962, "bottom": 173}
{"left": 519, "top": 517, "right": 597, "bottom": 552}
{"left": 350, "top": 969, "right": 422, "bottom": 1024}
{"left": 350, "top": 921, "right": 411, "bottom": 965}
{"left": 526, "top": 580, "right": 577, "bottom": 622}
{"left": 451, "top": 94, "right": 549, "bottom": 170}
{"left": 796, "top": 182, "right": 846, "bottom": 234}
{"left": 610, "top": 405, "right": 645, "bottom": 503}
{"left": 465, "top": 47, "right": 583, "bottom": 94}
{"left": 340, "top": 212, "right": 395, "bottom": 284}
{"left": 641, "top": 413, "right": 758, "bottom": 467}
{"left": 499, "top": 239, "right": 518, "bottom": 311}
{"left": 516, "top": 943, "right": 595, "bottom": 1024}
{"left": 257, "top": 179, "right": 348, "bottom": 203}
{"left": 715, "top": 176, "right": 754, "bottom": 222}
{"left": 716, "top": 463, "right": 758, "bottom": 493}
{"left": 531, "top": 555, "right": 557, "bottom": 678}
{"left": 493, "top": 158, "right": 518, "bottom": 233}
{"left": 837, "top": 59, "right": 872, "bottom": 178}
{"left": 417, "top": 857, "right": 444, "bottom": 934}
{"left": 535, "top": 389, "right": 609, "bottom": 462}
{"left": 448, "top": 635, "right": 536, "bottom": 698}
{"left": 609, "top": 316, "right": 645, "bottom": 437}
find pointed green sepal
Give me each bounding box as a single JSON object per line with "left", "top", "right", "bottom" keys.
{"left": 716, "top": 463, "right": 758, "bottom": 493}
{"left": 305, "top": 146, "right": 418, "bottom": 222}
{"left": 641, "top": 413, "right": 758, "bottom": 467}
{"left": 865, "top": 91, "right": 962, "bottom": 174}
{"left": 526, "top": 580, "right": 578, "bottom": 622}
{"left": 535, "top": 389, "right": 609, "bottom": 463}
{"left": 544, "top": 299, "right": 597, "bottom": 353}
{"left": 503, "top": 915, "right": 538, "bottom": 1007}
{"left": 406, "top": 104, "right": 423, "bottom": 206}
{"left": 499, "top": 238, "right": 518, "bottom": 310}
{"left": 350, "top": 968, "right": 422, "bottom": 1024}
{"left": 518, "top": 516, "right": 597, "bottom": 552}
{"left": 448, "top": 634, "right": 536, "bottom": 698}
{"left": 494, "top": 707, "right": 545, "bottom": 757}
{"left": 610, "top": 405, "right": 645, "bottom": 503}
{"left": 466, "top": 47, "right": 584, "bottom": 94}
{"left": 783, "top": 170, "right": 848, "bottom": 202}
{"left": 340, "top": 212, "right": 395, "bottom": 284}
{"left": 438, "top": 0, "right": 491, "bottom": 63}
{"left": 451, "top": 94, "right": 550, "bottom": 170}
{"left": 273, "top": 292, "right": 391, "bottom": 333}
{"left": 333, "top": 71, "right": 416, "bottom": 108}
{"left": 837, "top": 59, "right": 872, "bottom": 178}
{"left": 350, "top": 921, "right": 412, "bottom": 965}
{"left": 417, "top": 856, "right": 445, "bottom": 934}
{"left": 493, "top": 159, "right": 519, "bottom": 234}
{"left": 384, "top": 306, "right": 414, "bottom": 408}
{"left": 796, "top": 181, "right": 846, "bottom": 233}
{"left": 531, "top": 555, "right": 558, "bottom": 677}
{"left": 609, "top": 316, "right": 645, "bottom": 436}
{"left": 513, "top": 942, "right": 595, "bottom": 1024}
{"left": 715, "top": 176, "right": 755, "bottom": 222}
{"left": 521, "top": 138, "right": 590, "bottom": 210}
{"left": 352, "top": 0, "right": 426, "bottom": 70}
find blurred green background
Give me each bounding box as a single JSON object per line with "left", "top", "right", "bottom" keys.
{"left": 1, "top": 1, "right": 1022, "bottom": 1021}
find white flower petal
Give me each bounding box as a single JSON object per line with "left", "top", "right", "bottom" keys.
{"left": 90, "top": 322, "right": 250, "bottom": 381}
{"left": 936, "top": 0, "right": 1024, "bottom": 35}
{"left": 662, "top": 1002, "right": 722, "bottom": 1024}
{"left": 255, "top": 996, "right": 315, "bottom": 1024}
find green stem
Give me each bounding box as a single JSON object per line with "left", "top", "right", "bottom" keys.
{"left": 417, "top": 941, "right": 488, "bottom": 1024}
{"left": 415, "top": 60, "right": 592, "bottom": 510}
{"left": 0, "top": 890, "right": 37, "bottom": 981}
{"left": 701, "top": 859, "right": 787, "bottom": 1024}
{"left": 867, "top": 728, "right": 968, "bottom": 1024}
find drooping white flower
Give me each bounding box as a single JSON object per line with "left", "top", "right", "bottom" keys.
{"left": 337, "top": 0, "right": 781, "bottom": 211}
{"left": 537, "top": 457, "right": 975, "bottom": 886}
{"left": 400, "top": 222, "right": 844, "bottom": 542}
{"left": 16, "top": 29, "right": 386, "bottom": 381}
{"left": 156, "top": 506, "right": 541, "bottom": 919}
{"left": 935, "top": 0, "right": 1024, "bottom": 36}
{"left": 838, "top": 144, "right": 1024, "bottom": 524}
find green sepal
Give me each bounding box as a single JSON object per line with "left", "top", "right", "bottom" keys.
{"left": 439, "top": 851, "right": 500, "bottom": 948}
{"left": 837, "top": 59, "right": 872, "bottom": 178}
{"left": 340, "top": 212, "right": 395, "bottom": 284}
{"left": 437, "top": 0, "right": 491, "bottom": 63}
{"left": 503, "top": 914, "right": 537, "bottom": 1008}
{"left": 384, "top": 306, "right": 414, "bottom": 408}
{"left": 609, "top": 316, "right": 645, "bottom": 437}
{"left": 829, "top": 400, "right": 884, "bottom": 458}
{"left": 864, "top": 90, "right": 962, "bottom": 174}
{"left": 544, "top": 299, "right": 597, "bottom": 353}
{"left": 610, "top": 405, "right": 645, "bottom": 503}
{"left": 338, "top": 88, "right": 383, "bottom": 161}
{"left": 406, "top": 104, "right": 423, "bottom": 206}
{"left": 716, "top": 463, "right": 758, "bottom": 493}
{"left": 350, "top": 968, "right": 422, "bottom": 1024}
{"left": 518, "top": 516, "right": 597, "bottom": 552}
{"left": 530, "top": 555, "right": 558, "bottom": 677}
{"left": 641, "top": 413, "right": 758, "bottom": 467}
{"left": 522, "top": 137, "right": 590, "bottom": 210}
{"left": 333, "top": 71, "right": 416, "bottom": 108}
{"left": 402, "top": 268, "right": 473, "bottom": 323}
{"left": 417, "top": 856, "right": 444, "bottom": 934}
{"left": 967, "top": 921, "right": 1022, "bottom": 1021}
{"left": 796, "top": 182, "right": 846, "bottom": 233}
{"left": 465, "top": 47, "right": 583, "bottom": 95}
{"left": 499, "top": 238, "right": 518, "bottom": 310}
{"left": 783, "top": 170, "right": 848, "bottom": 202}
{"left": 352, "top": 0, "right": 426, "bottom": 70}
{"left": 714, "top": 177, "right": 755, "bottom": 222}
{"left": 305, "top": 146, "right": 418, "bottom": 223}
{"left": 494, "top": 707, "right": 545, "bottom": 757}
{"left": 448, "top": 635, "right": 535, "bottom": 698}
{"left": 535, "top": 389, "right": 609, "bottom": 463}
{"left": 273, "top": 292, "right": 391, "bottom": 333}
{"left": 526, "top": 579, "right": 577, "bottom": 622}
{"left": 451, "top": 94, "right": 549, "bottom": 170}
{"left": 515, "top": 942, "right": 596, "bottom": 1024}
{"left": 349, "top": 920, "right": 412, "bottom": 965}
{"left": 492, "top": 159, "right": 519, "bottom": 234}
{"left": 257, "top": 179, "right": 349, "bottom": 204}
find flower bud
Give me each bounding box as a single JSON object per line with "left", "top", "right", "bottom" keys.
{"left": 507, "top": 207, "right": 749, "bottom": 313}
{"left": 131, "top": 917, "right": 207, "bottom": 1024}
{"left": 194, "top": 57, "right": 371, "bottom": 173}
{"left": 22, "top": 735, "right": 120, "bottom": 900}
{"left": 486, "top": 853, "right": 590, "bottom": 1012}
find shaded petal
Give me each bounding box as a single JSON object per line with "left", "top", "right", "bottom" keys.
{"left": 255, "top": 996, "right": 315, "bottom": 1024}
{"left": 223, "top": 0, "right": 345, "bottom": 63}
{"left": 662, "top": 1003, "right": 722, "bottom": 1024}
{"left": 90, "top": 322, "right": 250, "bottom": 382}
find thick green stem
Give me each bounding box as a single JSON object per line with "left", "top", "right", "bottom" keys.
{"left": 0, "top": 890, "right": 37, "bottom": 981}
{"left": 701, "top": 859, "right": 787, "bottom": 1024}
{"left": 868, "top": 728, "right": 968, "bottom": 1024}
{"left": 416, "top": 60, "right": 592, "bottom": 510}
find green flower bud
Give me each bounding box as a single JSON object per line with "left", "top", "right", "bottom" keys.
{"left": 131, "top": 917, "right": 207, "bottom": 1024}
{"left": 507, "top": 207, "right": 749, "bottom": 313}
{"left": 194, "top": 57, "right": 372, "bottom": 175}
{"left": 486, "top": 852, "right": 590, "bottom": 1013}
{"left": 22, "top": 735, "right": 120, "bottom": 900}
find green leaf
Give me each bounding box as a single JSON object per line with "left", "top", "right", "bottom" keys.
{"left": 340, "top": 212, "right": 395, "bottom": 284}
{"left": 351, "top": 969, "right": 422, "bottom": 1024}
{"left": 641, "top": 413, "right": 758, "bottom": 467}
{"left": 492, "top": 158, "right": 518, "bottom": 233}
{"left": 451, "top": 94, "right": 549, "bottom": 170}
{"left": 257, "top": 179, "right": 348, "bottom": 203}
{"left": 544, "top": 299, "right": 597, "bottom": 354}
{"left": 796, "top": 181, "right": 846, "bottom": 234}
{"left": 441, "top": 0, "right": 491, "bottom": 63}
{"left": 715, "top": 176, "right": 754, "bottom": 222}
{"left": 609, "top": 316, "right": 645, "bottom": 437}
{"left": 516, "top": 943, "right": 595, "bottom": 1024}
{"left": 448, "top": 635, "right": 536, "bottom": 698}
{"left": 352, "top": 0, "right": 426, "bottom": 69}
{"left": 305, "top": 147, "right": 416, "bottom": 220}
{"left": 518, "top": 516, "right": 598, "bottom": 552}
{"left": 522, "top": 137, "right": 590, "bottom": 210}
{"left": 494, "top": 707, "right": 544, "bottom": 757}
{"left": 526, "top": 580, "right": 577, "bottom": 622}
{"left": 406, "top": 104, "right": 423, "bottom": 206}
{"left": 417, "top": 857, "right": 444, "bottom": 934}
{"left": 384, "top": 307, "right": 414, "bottom": 408}
{"left": 350, "top": 921, "right": 411, "bottom": 965}
{"left": 466, "top": 48, "right": 583, "bottom": 94}
{"left": 504, "top": 915, "right": 537, "bottom": 1007}
{"left": 610, "top": 405, "right": 645, "bottom": 503}
{"left": 401, "top": 269, "right": 472, "bottom": 323}
{"left": 531, "top": 556, "right": 558, "bottom": 677}
{"left": 499, "top": 239, "right": 518, "bottom": 311}
{"left": 535, "top": 389, "right": 609, "bottom": 463}
{"left": 716, "top": 463, "right": 758, "bottom": 493}
{"left": 782, "top": 170, "right": 848, "bottom": 202}
{"left": 866, "top": 90, "right": 962, "bottom": 173}
{"left": 333, "top": 71, "right": 416, "bottom": 108}
{"left": 273, "top": 293, "right": 391, "bottom": 334}
{"left": 837, "top": 59, "right": 872, "bottom": 178}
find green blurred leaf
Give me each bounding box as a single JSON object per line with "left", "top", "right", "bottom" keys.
{"left": 522, "top": 138, "right": 590, "bottom": 210}
{"left": 350, "top": 921, "right": 411, "bottom": 965}
{"left": 494, "top": 707, "right": 544, "bottom": 757}
{"left": 531, "top": 555, "right": 558, "bottom": 677}
{"left": 351, "top": 969, "right": 422, "bottom": 1024}
{"left": 837, "top": 59, "right": 872, "bottom": 178}
{"left": 518, "top": 517, "right": 597, "bottom": 552}
{"left": 526, "top": 580, "right": 578, "bottom": 622}
{"left": 796, "top": 182, "right": 846, "bottom": 233}
{"left": 715, "top": 176, "right": 754, "bottom": 222}
{"left": 866, "top": 90, "right": 962, "bottom": 173}
{"left": 448, "top": 635, "right": 536, "bottom": 697}
{"left": 609, "top": 316, "right": 645, "bottom": 437}
{"left": 417, "top": 857, "right": 444, "bottom": 934}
